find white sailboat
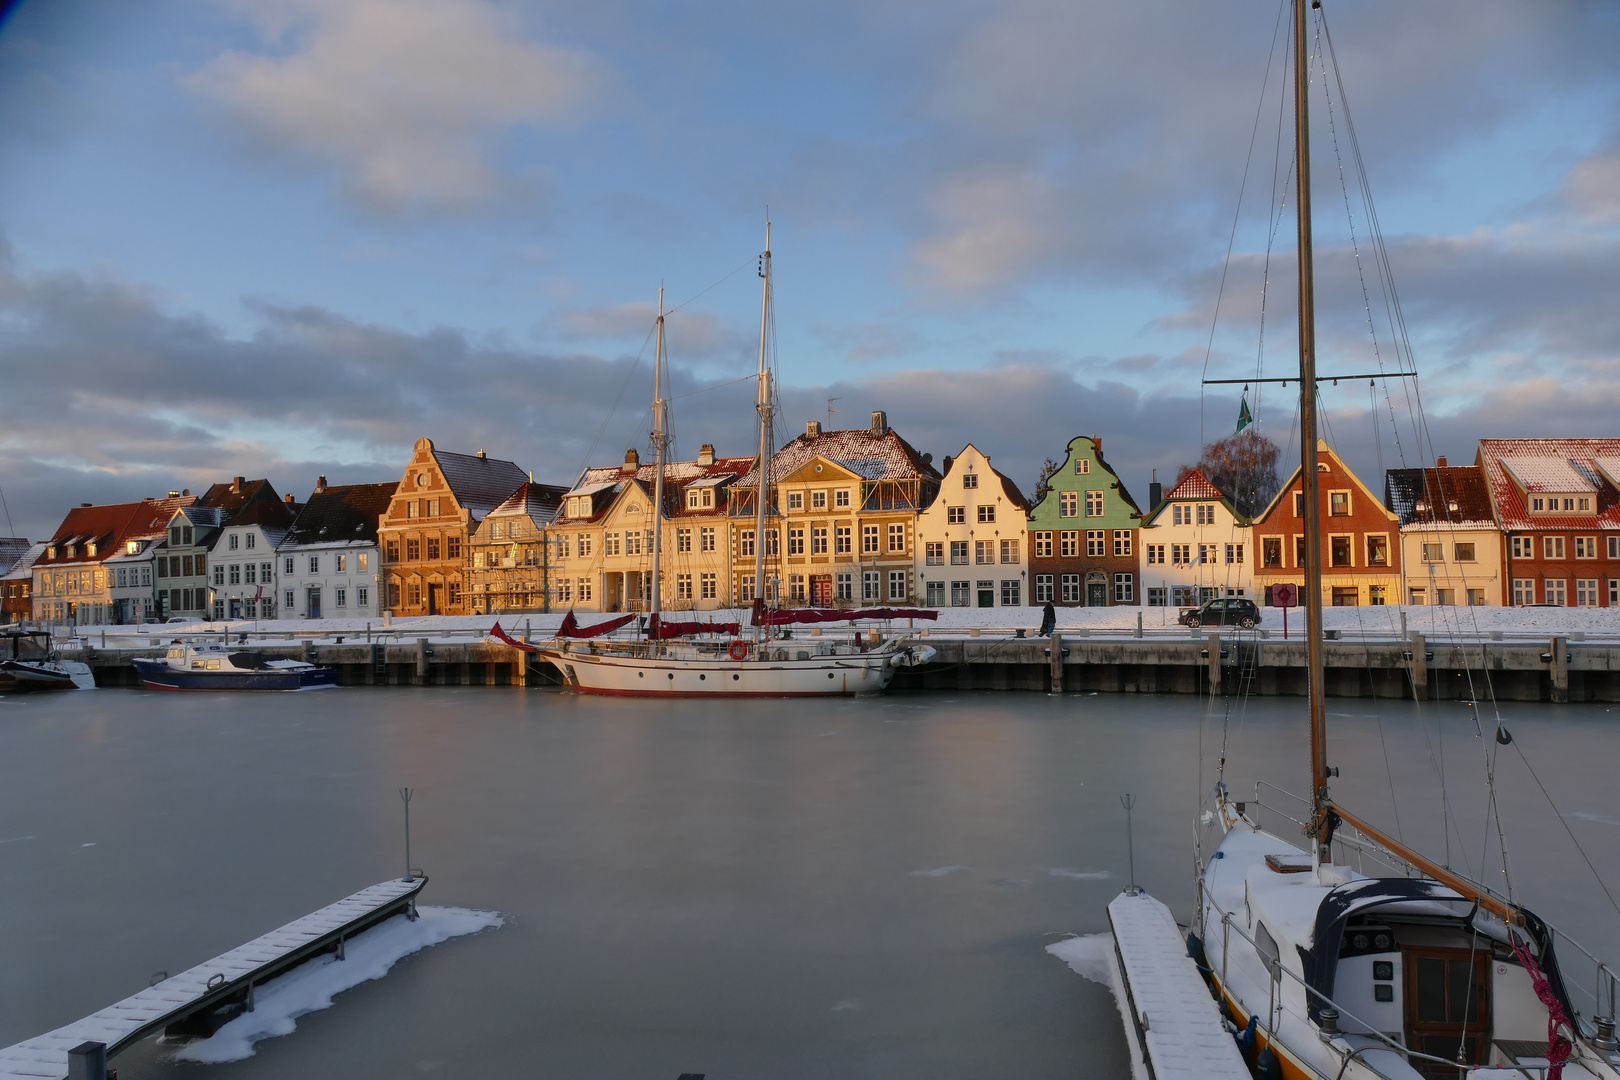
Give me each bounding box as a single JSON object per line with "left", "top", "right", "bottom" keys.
{"left": 1188, "top": 3, "right": 1620, "bottom": 1078}
{"left": 536, "top": 225, "right": 936, "bottom": 697}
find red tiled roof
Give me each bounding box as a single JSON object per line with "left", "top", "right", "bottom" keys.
{"left": 1477, "top": 438, "right": 1620, "bottom": 532}
{"left": 1384, "top": 465, "right": 1494, "bottom": 527}
{"left": 1163, "top": 468, "right": 1224, "bottom": 501}
{"left": 38, "top": 503, "right": 144, "bottom": 566}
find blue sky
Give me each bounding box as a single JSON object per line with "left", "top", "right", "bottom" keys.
{"left": 2, "top": 0, "right": 1617, "bottom": 540}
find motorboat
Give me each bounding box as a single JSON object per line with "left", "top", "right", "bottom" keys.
{"left": 132, "top": 641, "right": 336, "bottom": 691}
{"left": 0, "top": 630, "right": 95, "bottom": 691}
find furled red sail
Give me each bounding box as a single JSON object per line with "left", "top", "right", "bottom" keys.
{"left": 648, "top": 614, "right": 742, "bottom": 639}
{"left": 488, "top": 623, "right": 539, "bottom": 652}
{"left": 750, "top": 599, "right": 938, "bottom": 626}
{"left": 556, "top": 610, "right": 639, "bottom": 638}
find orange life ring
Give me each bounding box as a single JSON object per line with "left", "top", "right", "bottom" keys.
{"left": 728, "top": 640, "right": 749, "bottom": 660}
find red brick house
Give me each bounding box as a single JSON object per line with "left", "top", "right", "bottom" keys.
{"left": 1477, "top": 438, "right": 1620, "bottom": 607}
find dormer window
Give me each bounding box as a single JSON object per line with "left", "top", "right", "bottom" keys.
{"left": 86, "top": 543, "right": 97, "bottom": 557}
{"left": 569, "top": 496, "right": 591, "bottom": 518}
{"left": 126, "top": 541, "right": 140, "bottom": 555}
{"left": 47, "top": 546, "right": 56, "bottom": 559}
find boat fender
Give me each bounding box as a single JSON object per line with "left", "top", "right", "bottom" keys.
{"left": 1185, "top": 931, "right": 1208, "bottom": 970}
{"left": 1234, "top": 1014, "right": 1257, "bottom": 1052}
{"left": 1254, "top": 1044, "right": 1280, "bottom": 1079}
{"left": 728, "top": 640, "right": 749, "bottom": 661}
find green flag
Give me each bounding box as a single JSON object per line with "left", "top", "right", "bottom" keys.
{"left": 1236, "top": 393, "right": 1253, "bottom": 433}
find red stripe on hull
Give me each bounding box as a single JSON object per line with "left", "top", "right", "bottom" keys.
{"left": 564, "top": 686, "right": 858, "bottom": 698}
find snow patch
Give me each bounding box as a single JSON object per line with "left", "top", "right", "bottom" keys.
{"left": 911, "top": 865, "right": 968, "bottom": 877}
{"left": 1046, "top": 933, "right": 1149, "bottom": 1080}
{"left": 171, "top": 906, "right": 503, "bottom": 1064}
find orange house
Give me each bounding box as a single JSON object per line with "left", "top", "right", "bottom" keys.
{"left": 1251, "top": 440, "right": 1402, "bottom": 607}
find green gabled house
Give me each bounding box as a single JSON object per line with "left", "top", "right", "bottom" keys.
{"left": 1025, "top": 435, "right": 1143, "bottom": 606}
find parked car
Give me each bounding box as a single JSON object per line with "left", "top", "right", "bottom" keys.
{"left": 1179, "top": 597, "right": 1259, "bottom": 629}
{"left": 163, "top": 615, "right": 203, "bottom": 625}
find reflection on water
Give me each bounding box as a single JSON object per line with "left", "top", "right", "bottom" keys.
{"left": 0, "top": 688, "right": 1615, "bottom": 1078}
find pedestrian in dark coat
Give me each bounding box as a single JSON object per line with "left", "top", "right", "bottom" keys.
{"left": 1038, "top": 601, "right": 1056, "bottom": 637}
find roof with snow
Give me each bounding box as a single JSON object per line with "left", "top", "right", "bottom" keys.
{"left": 0, "top": 541, "right": 46, "bottom": 581}
{"left": 736, "top": 426, "right": 940, "bottom": 489}
{"left": 281, "top": 482, "right": 396, "bottom": 550}
{"left": 0, "top": 538, "right": 34, "bottom": 576}
{"left": 1383, "top": 464, "right": 1495, "bottom": 527}
{"left": 1477, "top": 438, "right": 1620, "bottom": 532}
{"left": 429, "top": 448, "right": 529, "bottom": 520}
{"left": 568, "top": 453, "right": 757, "bottom": 525}
{"left": 482, "top": 481, "right": 569, "bottom": 524}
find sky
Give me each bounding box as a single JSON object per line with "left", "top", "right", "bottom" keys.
{"left": 1, "top": 0, "right": 1617, "bottom": 542}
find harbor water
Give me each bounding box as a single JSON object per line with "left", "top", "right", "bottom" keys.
{"left": 2, "top": 687, "right": 1618, "bottom": 1078}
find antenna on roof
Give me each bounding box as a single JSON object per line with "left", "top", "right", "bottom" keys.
{"left": 827, "top": 397, "right": 840, "bottom": 429}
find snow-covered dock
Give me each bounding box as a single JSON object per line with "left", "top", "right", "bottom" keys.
{"left": 1107, "top": 889, "right": 1250, "bottom": 1080}
{"left": 0, "top": 876, "right": 426, "bottom": 1080}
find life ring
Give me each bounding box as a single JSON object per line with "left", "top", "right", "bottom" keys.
{"left": 728, "top": 640, "right": 749, "bottom": 661}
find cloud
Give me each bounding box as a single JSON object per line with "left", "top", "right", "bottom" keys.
{"left": 1560, "top": 135, "right": 1620, "bottom": 225}
{"left": 553, "top": 302, "right": 752, "bottom": 368}
{"left": 183, "top": 0, "right": 607, "bottom": 212}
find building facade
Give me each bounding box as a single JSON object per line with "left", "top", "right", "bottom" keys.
{"left": 913, "top": 444, "right": 1030, "bottom": 608}
{"left": 279, "top": 479, "right": 395, "bottom": 621}
{"left": 467, "top": 481, "right": 568, "bottom": 614}
{"left": 2, "top": 542, "right": 45, "bottom": 624}
{"left": 1137, "top": 468, "right": 1253, "bottom": 608}
{"left": 1385, "top": 460, "right": 1502, "bottom": 606}
{"left": 211, "top": 496, "right": 298, "bottom": 620}
{"left": 30, "top": 499, "right": 190, "bottom": 625}
{"left": 379, "top": 439, "right": 528, "bottom": 617}
{"left": 1251, "top": 441, "right": 1401, "bottom": 607}
{"left": 1477, "top": 438, "right": 1620, "bottom": 607}
{"left": 1026, "top": 435, "right": 1143, "bottom": 606}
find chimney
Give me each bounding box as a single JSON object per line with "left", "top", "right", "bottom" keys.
{"left": 622, "top": 448, "right": 640, "bottom": 474}
{"left": 80, "top": 502, "right": 91, "bottom": 507}
{"left": 1436, "top": 456, "right": 1447, "bottom": 468}
{"left": 168, "top": 491, "right": 180, "bottom": 498}
{"left": 1149, "top": 469, "right": 1162, "bottom": 511}
{"left": 231, "top": 476, "right": 244, "bottom": 493}
{"left": 941, "top": 455, "right": 954, "bottom": 475}
{"left": 1092, "top": 435, "right": 1102, "bottom": 454}
{"left": 284, "top": 494, "right": 295, "bottom": 504}
{"left": 870, "top": 410, "right": 887, "bottom": 435}
{"left": 477, "top": 449, "right": 487, "bottom": 459}
{"left": 698, "top": 443, "right": 716, "bottom": 466}
{"left": 806, "top": 421, "right": 821, "bottom": 438}
{"left": 316, "top": 475, "right": 327, "bottom": 493}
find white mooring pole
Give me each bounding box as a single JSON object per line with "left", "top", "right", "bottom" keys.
{"left": 400, "top": 787, "right": 414, "bottom": 883}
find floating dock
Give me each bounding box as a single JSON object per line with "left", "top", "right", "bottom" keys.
{"left": 0, "top": 875, "right": 425, "bottom": 1080}
{"left": 1107, "top": 889, "right": 1250, "bottom": 1080}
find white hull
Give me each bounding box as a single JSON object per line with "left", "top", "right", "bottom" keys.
{"left": 537, "top": 639, "right": 928, "bottom": 697}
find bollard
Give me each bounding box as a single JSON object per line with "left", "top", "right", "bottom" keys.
{"left": 1050, "top": 632, "right": 1064, "bottom": 693}
{"left": 1135, "top": 611, "right": 1143, "bottom": 639}
{"left": 1399, "top": 609, "right": 1407, "bottom": 640}
{"left": 366, "top": 621, "right": 371, "bottom": 643}
{"left": 1208, "top": 634, "right": 1222, "bottom": 694}
{"left": 1551, "top": 636, "right": 1569, "bottom": 704}
{"left": 67, "top": 1042, "right": 106, "bottom": 1080}
{"left": 1409, "top": 633, "right": 1427, "bottom": 697}
{"left": 415, "top": 638, "right": 429, "bottom": 681}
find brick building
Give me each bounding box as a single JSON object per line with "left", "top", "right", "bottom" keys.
{"left": 1477, "top": 438, "right": 1620, "bottom": 607}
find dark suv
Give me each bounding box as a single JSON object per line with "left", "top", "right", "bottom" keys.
{"left": 1178, "top": 597, "right": 1259, "bottom": 629}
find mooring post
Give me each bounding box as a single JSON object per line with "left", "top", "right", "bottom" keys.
{"left": 415, "top": 638, "right": 428, "bottom": 682}
{"left": 1551, "top": 635, "right": 1569, "bottom": 704}
{"left": 400, "top": 787, "right": 414, "bottom": 882}
{"left": 1410, "top": 632, "right": 1427, "bottom": 697}
{"left": 1049, "top": 632, "right": 1064, "bottom": 693}
{"left": 67, "top": 1042, "right": 107, "bottom": 1080}
{"left": 1135, "top": 611, "right": 1143, "bottom": 639}
{"left": 366, "top": 621, "right": 371, "bottom": 643}
{"left": 524, "top": 619, "right": 531, "bottom": 644}
{"left": 1208, "top": 633, "right": 1222, "bottom": 695}
{"left": 1120, "top": 793, "right": 1138, "bottom": 896}
{"left": 1400, "top": 609, "right": 1407, "bottom": 641}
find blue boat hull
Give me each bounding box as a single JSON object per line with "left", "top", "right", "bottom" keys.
{"left": 132, "top": 659, "right": 337, "bottom": 691}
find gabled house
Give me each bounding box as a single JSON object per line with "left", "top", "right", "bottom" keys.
{"left": 104, "top": 494, "right": 197, "bottom": 624}
{"left": 1477, "top": 438, "right": 1620, "bottom": 607}
{"left": 379, "top": 438, "right": 528, "bottom": 616}
{"left": 31, "top": 499, "right": 183, "bottom": 625}
{"left": 1384, "top": 459, "right": 1501, "bottom": 606}
{"left": 1026, "top": 435, "right": 1143, "bottom": 607}
{"left": 1251, "top": 440, "right": 1400, "bottom": 607}
{"left": 913, "top": 444, "right": 1030, "bottom": 608}
{"left": 153, "top": 477, "right": 291, "bottom": 620}
{"left": 468, "top": 480, "right": 568, "bottom": 614}
{"left": 211, "top": 494, "right": 298, "bottom": 620}
{"left": 3, "top": 541, "right": 46, "bottom": 624}
{"left": 1138, "top": 468, "right": 1253, "bottom": 608}
{"left": 731, "top": 413, "right": 941, "bottom": 606}
{"left": 280, "top": 478, "right": 397, "bottom": 620}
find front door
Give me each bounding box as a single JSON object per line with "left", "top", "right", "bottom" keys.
{"left": 977, "top": 580, "right": 994, "bottom": 607}
{"left": 427, "top": 584, "right": 442, "bottom": 615}
{"left": 307, "top": 588, "right": 321, "bottom": 619}
{"left": 1087, "top": 582, "right": 1107, "bottom": 607}
{"left": 811, "top": 575, "right": 833, "bottom": 606}
{"left": 228, "top": 598, "right": 242, "bottom": 619}
{"left": 1405, "top": 948, "right": 1491, "bottom": 1075}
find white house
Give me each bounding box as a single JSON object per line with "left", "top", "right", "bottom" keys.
{"left": 1137, "top": 468, "right": 1253, "bottom": 608}
{"left": 277, "top": 479, "right": 394, "bottom": 620}
{"left": 1385, "top": 461, "right": 1502, "bottom": 606}
{"left": 210, "top": 496, "right": 299, "bottom": 620}
{"left": 914, "top": 444, "right": 1031, "bottom": 608}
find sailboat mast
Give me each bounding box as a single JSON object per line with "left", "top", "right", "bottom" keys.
{"left": 651, "top": 287, "right": 667, "bottom": 621}
{"left": 1293, "top": 0, "right": 1331, "bottom": 857}
{"left": 752, "top": 223, "right": 773, "bottom": 618}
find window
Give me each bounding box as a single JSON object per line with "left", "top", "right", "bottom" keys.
{"left": 835, "top": 526, "right": 851, "bottom": 555}
{"left": 811, "top": 527, "right": 828, "bottom": 555}
{"left": 1059, "top": 531, "right": 1079, "bottom": 558}
{"left": 285, "top": 589, "right": 295, "bottom": 609}
{"left": 1332, "top": 586, "right": 1359, "bottom": 606}
{"left": 1545, "top": 578, "right": 1567, "bottom": 606}
{"left": 228, "top": 564, "right": 241, "bottom": 585}
{"left": 1367, "top": 585, "right": 1386, "bottom": 606}
{"left": 788, "top": 528, "right": 805, "bottom": 556}
{"left": 405, "top": 538, "right": 420, "bottom": 561}
{"left": 1059, "top": 491, "right": 1078, "bottom": 517}
{"left": 1198, "top": 543, "right": 1215, "bottom": 565}
{"left": 1544, "top": 536, "right": 1566, "bottom": 560}
{"left": 1197, "top": 504, "right": 1216, "bottom": 525}
{"left": 740, "top": 530, "right": 755, "bottom": 558}
{"left": 1575, "top": 537, "right": 1597, "bottom": 559}
{"left": 1085, "top": 491, "right": 1104, "bottom": 517}
{"left": 1001, "top": 579, "right": 1020, "bottom": 606}
{"left": 677, "top": 574, "right": 693, "bottom": 600}
{"left": 1171, "top": 544, "right": 1191, "bottom": 565}
{"left": 1330, "top": 535, "right": 1352, "bottom": 567}
{"left": 1114, "top": 573, "right": 1134, "bottom": 603}
{"left": 1173, "top": 505, "right": 1189, "bottom": 525}
{"left": 446, "top": 582, "right": 460, "bottom": 606}
{"left": 1610, "top": 537, "right": 1620, "bottom": 560}
{"left": 863, "top": 570, "right": 880, "bottom": 601}
{"left": 182, "top": 556, "right": 194, "bottom": 577}
{"left": 1060, "top": 574, "right": 1080, "bottom": 603}
{"left": 1512, "top": 578, "right": 1535, "bottom": 605}
{"left": 888, "top": 571, "right": 907, "bottom": 601}
{"left": 676, "top": 528, "right": 692, "bottom": 553}
{"left": 1453, "top": 542, "right": 1475, "bottom": 562}
{"left": 213, "top": 565, "right": 226, "bottom": 586}
{"left": 862, "top": 525, "right": 879, "bottom": 554}
{"left": 428, "top": 535, "right": 444, "bottom": 560}
{"left": 1576, "top": 579, "right": 1599, "bottom": 607}
{"left": 1511, "top": 536, "right": 1534, "bottom": 559}
{"left": 228, "top": 534, "right": 239, "bottom": 550}
{"left": 811, "top": 491, "right": 826, "bottom": 509}
{"left": 951, "top": 580, "right": 971, "bottom": 606}
{"left": 358, "top": 587, "right": 368, "bottom": 608}
{"left": 333, "top": 588, "right": 346, "bottom": 607}
{"left": 1035, "top": 574, "right": 1054, "bottom": 602}
{"left": 926, "top": 581, "right": 945, "bottom": 606}
{"left": 624, "top": 531, "right": 642, "bottom": 557}
{"left": 836, "top": 573, "right": 853, "bottom": 600}
{"left": 1147, "top": 586, "right": 1166, "bottom": 607}
{"left": 961, "top": 472, "right": 979, "bottom": 489}
{"left": 1294, "top": 492, "right": 1306, "bottom": 517}
{"left": 1001, "top": 540, "right": 1019, "bottom": 564}
{"left": 577, "top": 578, "right": 593, "bottom": 602}
{"left": 1296, "top": 535, "right": 1307, "bottom": 567}
{"left": 1075, "top": 459, "right": 1090, "bottom": 474}
{"left": 977, "top": 505, "right": 995, "bottom": 523}
{"left": 975, "top": 540, "right": 993, "bottom": 564}
{"left": 1329, "top": 491, "right": 1350, "bottom": 516}
{"left": 446, "top": 535, "right": 460, "bottom": 559}
{"left": 307, "top": 555, "right": 320, "bottom": 575}
{"left": 835, "top": 489, "right": 850, "bottom": 508}
{"left": 887, "top": 524, "right": 906, "bottom": 553}
{"left": 951, "top": 541, "right": 969, "bottom": 565}
{"left": 1421, "top": 543, "right": 1444, "bottom": 562}
{"left": 700, "top": 527, "right": 716, "bottom": 553}
{"left": 1113, "top": 530, "right": 1131, "bottom": 557}
{"left": 384, "top": 540, "right": 398, "bottom": 562}
{"left": 1086, "top": 531, "right": 1106, "bottom": 557}
{"left": 1147, "top": 544, "right": 1165, "bottom": 565}
{"left": 1034, "top": 531, "right": 1053, "bottom": 558}
{"left": 926, "top": 542, "right": 944, "bottom": 566}
{"left": 787, "top": 492, "right": 803, "bottom": 511}
{"left": 576, "top": 534, "right": 592, "bottom": 558}
{"left": 765, "top": 530, "right": 779, "bottom": 557}
{"left": 1226, "top": 543, "right": 1243, "bottom": 565}
{"left": 1435, "top": 588, "right": 1454, "bottom": 606}
{"left": 604, "top": 532, "right": 620, "bottom": 557}
{"left": 490, "top": 522, "right": 505, "bottom": 541}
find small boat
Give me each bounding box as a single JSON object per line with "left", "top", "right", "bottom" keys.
{"left": 132, "top": 642, "right": 337, "bottom": 691}
{"left": 0, "top": 630, "right": 95, "bottom": 691}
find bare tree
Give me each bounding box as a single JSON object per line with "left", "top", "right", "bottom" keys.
{"left": 1189, "top": 430, "right": 1281, "bottom": 517}
{"left": 1032, "top": 458, "right": 1061, "bottom": 504}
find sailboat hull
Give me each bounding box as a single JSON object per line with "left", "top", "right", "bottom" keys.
{"left": 536, "top": 646, "right": 900, "bottom": 697}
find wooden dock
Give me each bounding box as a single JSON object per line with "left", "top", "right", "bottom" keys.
{"left": 0, "top": 876, "right": 426, "bottom": 1080}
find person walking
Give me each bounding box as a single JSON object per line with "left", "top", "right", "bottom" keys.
{"left": 1038, "top": 600, "right": 1056, "bottom": 637}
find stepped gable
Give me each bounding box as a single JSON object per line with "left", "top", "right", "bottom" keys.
{"left": 284, "top": 482, "right": 401, "bottom": 549}
{"left": 430, "top": 447, "right": 529, "bottom": 520}
{"left": 1477, "top": 438, "right": 1620, "bottom": 532}
{"left": 736, "top": 427, "right": 942, "bottom": 489}
{"left": 1384, "top": 465, "right": 1493, "bottom": 528}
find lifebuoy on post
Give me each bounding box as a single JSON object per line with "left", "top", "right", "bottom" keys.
{"left": 728, "top": 640, "right": 749, "bottom": 661}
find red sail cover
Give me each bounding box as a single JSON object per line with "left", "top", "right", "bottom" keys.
{"left": 649, "top": 614, "right": 742, "bottom": 639}
{"left": 488, "top": 623, "right": 539, "bottom": 652}
{"left": 750, "top": 599, "right": 939, "bottom": 626}
{"left": 557, "top": 610, "right": 639, "bottom": 638}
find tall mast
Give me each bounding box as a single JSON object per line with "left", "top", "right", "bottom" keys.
{"left": 650, "top": 286, "right": 668, "bottom": 621}
{"left": 752, "top": 222, "right": 773, "bottom": 618}
{"left": 1294, "top": 0, "right": 1331, "bottom": 860}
